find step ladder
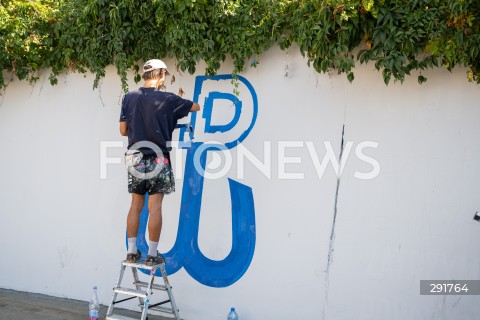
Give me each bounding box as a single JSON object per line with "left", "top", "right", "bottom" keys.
{"left": 106, "top": 259, "right": 181, "bottom": 320}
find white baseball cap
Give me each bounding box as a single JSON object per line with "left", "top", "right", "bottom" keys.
{"left": 143, "top": 59, "right": 170, "bottom": 75}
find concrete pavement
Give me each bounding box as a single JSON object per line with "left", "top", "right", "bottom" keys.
{"left": 0, "top": 288, "right": 169, "bottom": 320}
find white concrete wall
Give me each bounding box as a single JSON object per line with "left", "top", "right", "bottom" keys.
{"left": 1, "top": 46, "right": 480, "bottom": 320}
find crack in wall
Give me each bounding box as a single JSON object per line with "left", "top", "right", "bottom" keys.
{"left": 38, "top": 71, "right": 47, "bottom": 97}
{"left": 0, "top": 72, "right": 15, "bottom": 107}
{"left": 322, "top": 124, "right": 345, "bottom": 320}
{"left": 0, "top": 91, "right": 5, "bottom": 107}
{"left": 27, "top": 71, "right": 46, "bottom": 97}
{"left": 98, "top": 80, "right": 105, "bottom": 108}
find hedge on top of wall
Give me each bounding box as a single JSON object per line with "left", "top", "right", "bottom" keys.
{"left": 0, "top": 0, "right": 479, "bottom": 93}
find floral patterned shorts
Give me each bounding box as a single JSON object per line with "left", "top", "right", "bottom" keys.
{"left": 126, "top": 153, "right": 175, "bottom": 195}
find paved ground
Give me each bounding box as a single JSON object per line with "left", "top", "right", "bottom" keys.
{"left": 0, "top": 288, "right": 170, "bottom": 320}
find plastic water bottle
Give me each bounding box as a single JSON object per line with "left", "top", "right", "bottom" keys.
{"left": 88, "top": 286, "right": 100, "bottom": 319}
{"left": 227, "top": 307, "right": 238, "bottom": 320}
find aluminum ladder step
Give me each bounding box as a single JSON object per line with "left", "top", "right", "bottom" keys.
{"left": 150, "top": 305, "right": 175, "bottom": 314}
{"left": 113, "top": 287, "right": 147, "bottom": 298}
{"left": 139, "top": 302, "right": 175, "bottom": 314}
{"left": 133, "top": 281, "right": 167, "bottom": 291}
{"left": 121, "top": 261, "right": 160, "bottom": 271}
{"left": 106, "top": 315, "right": 138, "bottom": 320}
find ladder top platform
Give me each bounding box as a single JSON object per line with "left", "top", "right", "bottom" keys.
{"left": 121, "top": 260, "right": 165, "bottom": 271}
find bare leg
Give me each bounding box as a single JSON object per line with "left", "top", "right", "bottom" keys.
{"left": 127, "top": 193, "right": 145, "bottom": 238}
{"left": 147, "top": 193, "right": 164, "bottom": 242}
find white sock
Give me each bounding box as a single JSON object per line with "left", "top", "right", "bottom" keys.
{"left": 127, "top": 237, "right": 137, "bottom": 254}
{"left": 148, "top": 241, "right": 159, "bottom": 257}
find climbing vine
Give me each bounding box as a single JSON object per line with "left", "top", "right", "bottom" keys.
{"left": 0, "top": 0, "right": 62, "bottom": 89}
{"left": 0, "top": 0, "right": 479, "bottom": 93}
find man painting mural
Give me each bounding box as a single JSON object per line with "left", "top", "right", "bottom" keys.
{"left": 119, "top": 59, "right": 200, "bottom": 266}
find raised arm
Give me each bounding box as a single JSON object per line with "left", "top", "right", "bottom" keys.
{"left": 190, "top": 102, "right": 200, "bottom": 112}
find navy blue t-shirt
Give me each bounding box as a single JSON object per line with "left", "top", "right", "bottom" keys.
{"left": 119, "top": 87, "right": 193, "bottom": 156}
